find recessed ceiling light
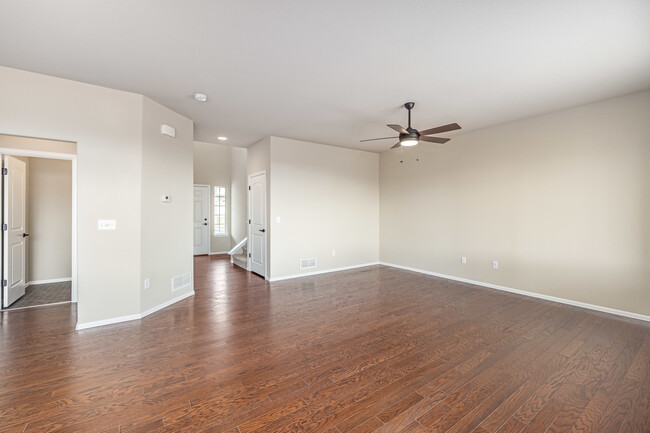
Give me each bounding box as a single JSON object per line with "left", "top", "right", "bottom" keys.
{"left": 193, "top": 92, "right": 208, "bottom": 102}
{"left": 217, "top": 136, "right": 228, "bottom": 141}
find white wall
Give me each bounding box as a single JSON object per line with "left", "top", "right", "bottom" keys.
{"left": 28, "top": 157, "right": 72, "bottom": 282}
{"left": 140, "top": 97, "right": 194, "bottom": 312}
{"left": 269, "top": 137, "right": 379, "bottom": 279}
{"left": 380, "top": 90, "right": 650, "bottom": 317}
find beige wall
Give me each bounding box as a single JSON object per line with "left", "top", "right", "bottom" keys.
{"left": 0, "top": 66, "right": 143, "bottom": 324}
{"left": 28, "top": 158, "right": 72, "bottom": 282}
{"left": 0, "top": 134, "right": 76, "bottom": 155}
{"left": 230, "top": 146, "right": 248, "bottom": 245}
{"left": 380, "top": 90, "right": 650, "bottom": 317}
{"left": 140, "top": 98, "right": 194, "bottom": 312}
{"left": 269, "top": 137, "right": 379, "bottom": 278}
{"left": 0, "top": 66, "right": 195, "bottom": 326}
{"left": 193, "top": 142, "right": 248, "bottom": 252}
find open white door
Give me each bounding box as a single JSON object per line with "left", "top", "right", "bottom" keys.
{"left": 193, "top": 185, "right": 209, "bottom": 255}
{"left": 249, "top": 172, "right": 266, "bottom": 277}
{"left": 3, "top": 155, "right": 27, "bottom": 307}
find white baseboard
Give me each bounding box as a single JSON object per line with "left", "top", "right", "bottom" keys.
{"left": 267, "top": 262, "right": 380, "bottom": 282}
{"left": 75, "top": 313, "right": 142, "bottom": 330}
{"left": 379, "top": 262, "right": 650, "bottom": 323}
{"left": 3, "top": 301, "right": 73, "bottom": 311}
{"left": 75, "top": 290, "right": 195, "bottom": 330}
{"left": 27, "top": 277, "right": 72, "bottom": 286}
{"left": 141, "top": 290, "right": 194, "bottom": 318}
{"left": 209, "top": 251, "right": 229, "bottom": 255}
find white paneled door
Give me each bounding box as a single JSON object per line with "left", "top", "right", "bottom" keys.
{"left": 2, "top": 155, "right": 27, "bottom": 307}
{"left": 249, "top": 172, "right": 266, "bottom": 277}
{"left": 193, "top": 185, "right": 209, "bottom": 255}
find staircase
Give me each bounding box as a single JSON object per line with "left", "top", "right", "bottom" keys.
{"left": 229, "top": 237, "right": 248, "bottom": 270}
{"left": 232, "top": 245, "right": 248, "bottom": 270}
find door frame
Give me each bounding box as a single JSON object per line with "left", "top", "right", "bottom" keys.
{"left": 248, "top": 171, "right": 267, "bottom": 278}
{"left": 193, "top": 184, "right": 210, "bottom": 255}
{"left": 0, "top": 147, "right": 78, "bottom": 304}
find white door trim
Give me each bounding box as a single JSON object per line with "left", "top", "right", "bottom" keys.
{"left": 0, "top": 147, "right": 78, "bottom": 304}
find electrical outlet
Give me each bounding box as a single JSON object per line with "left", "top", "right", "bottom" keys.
{"left": 332, "top": 249, "right": 336, "bottom": 256}
{"left": 492, "top": 260, "right": 499, "bottom": 269}
{"left": 144, "top": 278, "right": 150, "bottom": 289}
{"left": 461, "top": 256, "right": 467, "bottom": 264}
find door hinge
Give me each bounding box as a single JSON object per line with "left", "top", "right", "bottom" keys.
{"left": 2, "top": 168, "right": 7, "bottom": 175}
{"left": 248, "top": 219, "right": 251, "bottom": 224}
{"left": 248, "top": 186, "right": 251, "bottom": 190}
{"left": 248, "top": 253, "right": 251, "bottom": 258}
{"left": 2, "top": 224, "right": 7, "bottom": 231}
{"left": 2, "top": 280, "right": 7, "bottom": 287}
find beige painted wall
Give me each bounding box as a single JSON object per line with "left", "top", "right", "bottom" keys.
{"left": 230, "top": 146, "right": 248, "bottom": 245}
{"left": 0, "top": 66, "right": 143, "bottom": 324}
{"left": 269, "top": 137, "right": 379, "bottom": 278}
{"left": 28, "top": 158, "right": 72, "bottom": 282}
{"left": 140, "top": 97, "right": 194, "bottom": 312}
{"left": 0, "top": 134, "right": 76, "bottom": 154}
{"left": 0, "top": 66, "right": 195, "bottom": 326}
{"left": 380, "top": 90, "right": 650, "bottom": 316}
{"left": 193, "top": 141, "right": 233, "bottom": 253}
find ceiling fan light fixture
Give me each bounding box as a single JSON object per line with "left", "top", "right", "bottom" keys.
{"left": 400, "top": 138, "right": 419, "bottom": 146}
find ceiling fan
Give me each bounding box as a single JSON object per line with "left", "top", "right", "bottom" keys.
{"left": 361, "top": 102, "right": 461, "bottom": 149}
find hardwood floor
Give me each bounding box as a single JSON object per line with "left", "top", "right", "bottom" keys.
{"left": 1, "top": 255, "right": 648, "bottom": 432}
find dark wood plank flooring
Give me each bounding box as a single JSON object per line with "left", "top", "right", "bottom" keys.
{"left": 0, "top": 255, "right": 648, "bottom": 432}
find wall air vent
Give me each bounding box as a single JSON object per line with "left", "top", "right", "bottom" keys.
{"left": 172, "top": 272, "right": 192, "bottom": 292}
{"left": 299, "top": 258, "right": 317, "bottom": 269}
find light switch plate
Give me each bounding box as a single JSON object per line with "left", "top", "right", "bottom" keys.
{"left": 98, "top": 219, "right": 116, "bottom": 230}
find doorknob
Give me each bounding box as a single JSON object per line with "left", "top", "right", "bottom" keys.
{"left": 22, "top": 233, "right": 30, "bottom": 237}
{"left": 259, "top": 229, "right": 265, "bottom": 232}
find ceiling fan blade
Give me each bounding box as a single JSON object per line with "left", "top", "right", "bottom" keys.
{"left": 387, "top": 124, "right": 408, "bottom": 134}
{"left": 420, "top": 136, "right": 450, "bottom": 144}
{"left": 360, "top": 136, "right": 398, "bottom": 142}
{"left": 390, "top": 142, "right": 401, "bottom": 149}
{"left": 419, "top": 123, "right": 461, "bottom": 136}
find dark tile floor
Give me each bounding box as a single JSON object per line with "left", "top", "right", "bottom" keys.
{"left": 6, "top": 280, "right": 71, "bottom": 309}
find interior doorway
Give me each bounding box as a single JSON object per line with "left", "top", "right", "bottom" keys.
{"left": 0, "top": 135, "right": 77, "bottom": 310}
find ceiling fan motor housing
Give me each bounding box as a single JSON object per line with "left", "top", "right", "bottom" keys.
{"left": 399, "top": 130, "right": 420, "bottom": 141}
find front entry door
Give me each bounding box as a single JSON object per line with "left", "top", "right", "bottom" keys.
{"left": 193, "top": 185, "right": 209, "bottom": 255}
{"left": 249, "top": 173, "right": 266, "bottom": 277}
{"left": 3, "top": 155, "right": 27, "bottom": 307}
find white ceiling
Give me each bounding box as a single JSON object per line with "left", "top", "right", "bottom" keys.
{"left": 1, "top": 0, "right": 649, "bottom": 152}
